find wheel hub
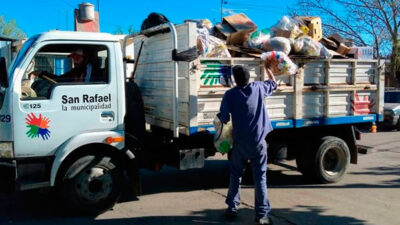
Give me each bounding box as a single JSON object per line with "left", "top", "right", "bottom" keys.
{"left": 323, "top": 147, "right": 345, "bottom": 176}
{"left": 75, "top": 167, "right": 113, "bottom": 203}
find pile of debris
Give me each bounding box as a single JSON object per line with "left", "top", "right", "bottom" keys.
{"left": 189, "top": 13, "right": 374, "bottom": 75}
{"left": 140, "top": 12, "right": 374, "bottom": 76}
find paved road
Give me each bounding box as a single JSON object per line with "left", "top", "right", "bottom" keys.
{"left": 0, "top": 131, "right": 399, "bottom": 225}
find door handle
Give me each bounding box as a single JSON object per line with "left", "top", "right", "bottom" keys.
{"left": 101, "top": 111, "right": 115, "bottom": 122}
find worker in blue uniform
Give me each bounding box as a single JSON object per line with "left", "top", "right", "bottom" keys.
{"left": 219, "top": 65, "right": 276, "bottom": 225}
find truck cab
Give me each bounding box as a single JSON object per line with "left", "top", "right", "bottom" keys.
{"left": 0, "top": 31, "right": 130, "bottom": 213}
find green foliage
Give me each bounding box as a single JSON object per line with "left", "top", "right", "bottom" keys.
{"left": 114, "top": 25, "right": 136, "bottom": 35}
{"left": 0, "top": 15, "right": 26, "bottom": 39}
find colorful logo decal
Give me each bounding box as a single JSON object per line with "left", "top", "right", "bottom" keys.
{"left": 200, "top": 61, "right": 233, "bottom": 87}
{"left": 25, "top": 113, "right": 51, "bottom": 140}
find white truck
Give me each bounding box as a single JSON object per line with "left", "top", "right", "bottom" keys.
{"left": 0, "top": 22, "right": 384, "bottom": 214}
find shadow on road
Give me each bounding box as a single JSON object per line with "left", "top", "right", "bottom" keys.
{"left": 0, "top": 193, "right": 367, "bottom": 225}
{"left": 0, "top": 159, "right": 398, "bottom": 224}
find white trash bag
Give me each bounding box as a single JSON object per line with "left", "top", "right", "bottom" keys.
{"left": 213, "top": 116, "right": 233, "bottom": 154}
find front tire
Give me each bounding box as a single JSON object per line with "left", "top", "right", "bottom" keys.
{"left": 59, "top": 154, "right": 123, "bottom": 215}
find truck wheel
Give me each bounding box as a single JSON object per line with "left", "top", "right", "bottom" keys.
{"left": 296, "top": 136, "right": 350, "bottom": 183}
{"left": 315, "top": 136, "right": 350, "bottom": 183}
{"left": 396, "top": 119, "right": 400, "bottom": 131}
{"left": 59, "top": 154, "right": 123, "bottom": 215}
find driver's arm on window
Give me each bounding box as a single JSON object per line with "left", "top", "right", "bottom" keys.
{"left": 29, "top": 68, "right": 79, "bottom": 82}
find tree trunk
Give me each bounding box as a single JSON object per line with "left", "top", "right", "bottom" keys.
{"left": 391, "top": 36, "right": 399, "bottom": 87}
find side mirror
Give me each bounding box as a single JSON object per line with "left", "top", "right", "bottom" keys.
{"left": 0, "top": 57, "right": 8, "bottom": 88}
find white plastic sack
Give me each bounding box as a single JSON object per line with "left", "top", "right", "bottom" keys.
{"left": 213, "top": 116, "right": 233, "bottom": 154}
{"left": 248, "top": 28, "right": 271, "bottom": 49}
{"left": 263, "top": 37, "right": 291, "bottom": 55}
{"left": 261, "top": 51, "right": 298, "bottom": 76}
{"left": 292, "top": 37, "right": 321, "bottom": 57}
{"left": 319, "top": 43, "right": 333, "bottom": 59}
{"left": 271, "top": 16, "right": 303, "bottom": 38}
{"left": 197, "top": 28, "right": 231, "bottom": 58}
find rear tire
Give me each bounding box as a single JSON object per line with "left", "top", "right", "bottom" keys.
{"left": 315, "top": 137, "right": 350, "bottom": 183}
{"left": 396, "top": 119, "right": 400, "bottom": 131}
{"left": 58, "top": 154, "right": 123, "bottom": 215}
{"left": 296, "top": 136, "right": 350, "bottom": 183}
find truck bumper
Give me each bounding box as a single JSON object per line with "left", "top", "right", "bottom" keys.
{"left": 0, "top": 160, "right": 17, "bottom": 193}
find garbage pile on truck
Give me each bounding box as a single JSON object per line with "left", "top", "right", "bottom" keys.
{"left": 180, "top": 13, "right": 374, "bottom": 76}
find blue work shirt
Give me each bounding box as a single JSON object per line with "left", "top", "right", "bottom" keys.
{"left": 219, "top": 80, "right": 277, "bottom": 146}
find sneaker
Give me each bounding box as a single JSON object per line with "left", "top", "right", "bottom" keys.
{"left": 224, "top": 208, "right": 238, "bottom": 220}
{"left": 255, "top": 216, "right": 272, "bottom": 225}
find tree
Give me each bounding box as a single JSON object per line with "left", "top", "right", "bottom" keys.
{"left": 0, "top": 15, "right": 26, "bottom": 39}
{"left": 114, "top": 25, "right": 136, "bottom": 35}
{"left": 292, "top": 0, "right": 400, "bottom": 85}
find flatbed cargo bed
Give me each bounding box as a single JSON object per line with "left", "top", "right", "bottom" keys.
{"left": 132, "top": 23, "right": 384, "bottom": 136}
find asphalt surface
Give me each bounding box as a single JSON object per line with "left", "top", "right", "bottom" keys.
{"left": 0, "top": 131, "right": 399, "bottom": 225}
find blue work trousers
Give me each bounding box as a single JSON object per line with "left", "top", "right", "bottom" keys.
{"left": 225, "top": 140, "right": 270, "bottom": 218}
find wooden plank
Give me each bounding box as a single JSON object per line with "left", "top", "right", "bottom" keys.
{"left": 294, "top": 67, "right": 304, "bottom": 119}
{"left": 376, "top": 60, "right": 385, "bottom": 115}
{"left": 302, "top": 84, "right": 377, "bottom": 91}
{"left": 325, "top": 61, "right": 330, "bottom": 85}
{"left": 325, "top": 91, "right": 330, "bottom": 117}
{"left": 324, "top": 61, "right": 330, "bottom": 116}
{"left": 352, "top": 61, "right": 357, "bottom": 84}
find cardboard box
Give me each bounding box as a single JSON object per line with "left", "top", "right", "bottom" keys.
{"left": 214, "top": 23, "right": 235, "bottom": 40}
{"left": 348, "top": 47, "right": 374, "bottom": 59}
{"left": 320, "top": 37, "right": 337, "bottom": 50}
{"left": 336, "top": 43, "right": 351, "bottom": 55}
{"left": 227, "top": 30, "right": 251, "bottom": 46}
{"left": 297, "top": 16, "right": 322, "bottom": 41}
{"left": 273, "top": 29, "right": 302, "bottom": 39}
{"left": 222, "top": 13, "right": 257, "bottom": 32}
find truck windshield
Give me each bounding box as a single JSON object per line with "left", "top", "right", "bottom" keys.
{"left": 8, "top": 35, "right": 38, "bottom": 83}
{"left": 0, "top": 36, "right": 37, "bottom": 109}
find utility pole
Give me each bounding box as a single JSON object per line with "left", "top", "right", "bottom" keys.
{"left": 66, "top": 10, "right": 68, "bottom": 30}
{"left": 97, "top": 0, "right": 100, "bottom": 13}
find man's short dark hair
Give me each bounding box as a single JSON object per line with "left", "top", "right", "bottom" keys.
{"left": 232, "top": 65, "right": 250, "bottom": 87}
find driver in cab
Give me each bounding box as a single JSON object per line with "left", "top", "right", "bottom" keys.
{"left": 29, "top": 48, "right": 94, "bottom": 83}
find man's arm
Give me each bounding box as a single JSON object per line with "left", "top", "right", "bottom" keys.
{"left": 219, "top": 93, "right": 230, "bottom": 124}
{"left": 266, "top": 67, "right": 276, "bottom": 83}
{"left": 262, "top": 68, "right": 277, "bottom": 97}
{"left": 30, "top": 67, "right": 81, "bottom": 83}
{"left": 29, "top": 70, "right": 60, "bottom": 80}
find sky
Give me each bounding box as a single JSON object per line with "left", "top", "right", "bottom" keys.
{"left": 0, "top": 0, "right": 297, "bottom": 37}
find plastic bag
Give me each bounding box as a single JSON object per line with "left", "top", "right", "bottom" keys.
{"left": 185, "top": 19, "right": 213, "bottom": 31}
{"left": 248, "top": 28, "right": 271, "bottom": 49}
{"left": 213, "top": 116, "right": 233, "bottom": 154}
{"left": 263, "top": 37, "right": 291, "bottom": 55}
{"left": 261, "top": 51, "right": 298, "bottom": 76}
{"left": 293, "top": 37, "right": 321, "bottom": 57}
{"left": 197, "top": 28, "right": 231, "bottom": 58}
{"left": 319, "top": 43, "right": 333, "bottom": 59}
{"left": 271, "top": 16, "right": 303, "bottom": 38}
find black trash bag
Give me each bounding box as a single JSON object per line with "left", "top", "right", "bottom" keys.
{"left": 141, "top": 12, "right": 169, "bottom": 31}
{"left": 172, "top": 47, "right": 200, "bottom": 62}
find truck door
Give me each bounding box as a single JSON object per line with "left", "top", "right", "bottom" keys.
{"left": 12, "top": 43, "right": 118, "bottom": 157}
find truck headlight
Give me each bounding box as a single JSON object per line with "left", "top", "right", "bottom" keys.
{"left": 0, "top": 142, "right": 14, "bottom": 158}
